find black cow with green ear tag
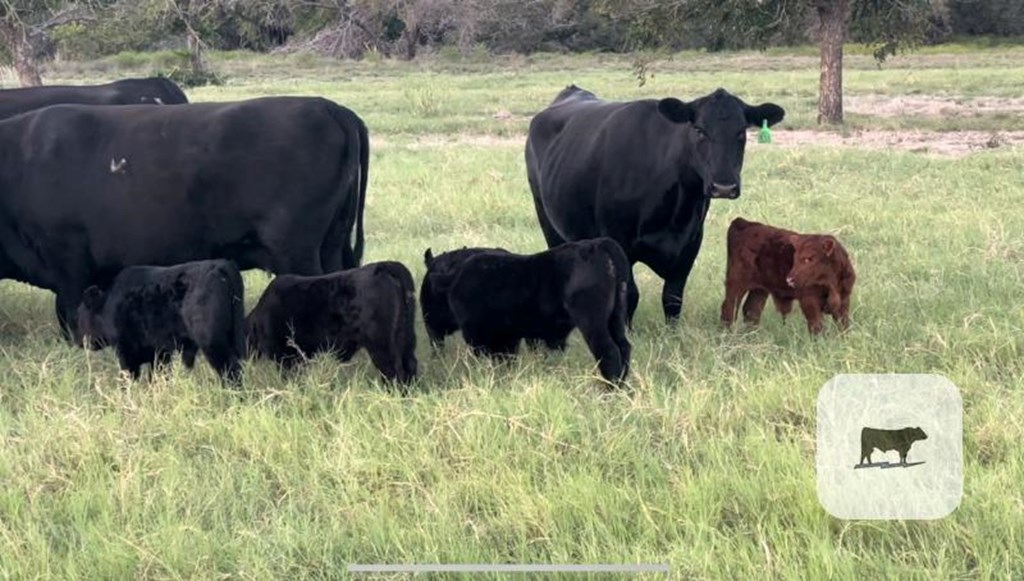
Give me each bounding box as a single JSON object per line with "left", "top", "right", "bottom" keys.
{"left": 526, "top": 85, "right": 785, "bottom": 324}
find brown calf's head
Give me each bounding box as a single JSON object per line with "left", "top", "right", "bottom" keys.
{"left": 786, "top": 234, "right": 844, "bottom": 289}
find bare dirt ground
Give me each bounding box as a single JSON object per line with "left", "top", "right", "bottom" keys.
{"left": 376, "top": 129, "right": 1024, "bottom": 157}
{"left": 846, "top": 95, "right": 1024, "bottom": 118}
{"left": 773, "top": 129, "right": 1024, "bottom": 157}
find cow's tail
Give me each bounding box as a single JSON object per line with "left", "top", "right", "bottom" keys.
{"left": 351, "top": 115, "right": 368, "bottom": 266}
{"left": 322, "top": 102, "right": 368, "bottom": 270}
{"left": 378, "top": 262, "right": 418, "bottom": 383}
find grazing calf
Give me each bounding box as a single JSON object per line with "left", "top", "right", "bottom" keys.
{"left": 421, "top": 238, "right": 632, "bottom": 383}
{"left": 420, "top": 247, "right": 510, "bottom": 347}
{"left": 859, "top": 427, "right": 928, "bottom": 466}
{"left": 76, "top": 259, "right": 245, "bottom": 382}
{"left": 246, "top": 261, "right": 418, "bottom": 384}
{"left": 721, "top": 217, "right": 856, "bottom": 334}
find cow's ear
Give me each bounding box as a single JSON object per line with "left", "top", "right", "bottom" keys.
{"left": 424, "top": 248, "right": 434, "bottom": 267}
{"left": 82, "top": 286, "right": 107, "bottom": 311}
{"left": 822, "top": 236, "right": 836, "bottom": 257}
{"left": 745, "top": 102, "right": 785, "bottom": 128}
{"left": 788, "top": 234, "right": 800, "bottom": 247}
{"left": 657, "top": 98, "right": 695, "bottom": 124}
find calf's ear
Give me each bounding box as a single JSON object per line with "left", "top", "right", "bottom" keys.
{"left": 657, "top": 98, "right": 695, "bottom": 124}
{"left": 424, "top": 248, "right": 434, "bottom": 267}
{"left": 82, "top": 286, "right": 107, "bottom": 311}
{"left": 822, "top": 236, "right": 836, "bottom": 257}
{"left": 745, "top": 102, "right": 785, "bottom": 127}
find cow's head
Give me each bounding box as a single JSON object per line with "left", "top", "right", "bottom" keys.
{"left": 421, "top": 246, "right": 509, "bottom": 346}
{"left": 786, "top": 234, "right": 842, "bottom": 289}
{"left": 657, "top": 88, "right": 785, "bottom": 199}
{"left": 76, "top": 285, "right": 112, "bottom": 350}
{"left": 911, "top": 427, "right": 928, "bottom": 442}
{"left": 420, "top": 248, "right": 462, "bottom": 346}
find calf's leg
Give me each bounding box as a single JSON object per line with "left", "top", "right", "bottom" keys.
{"left": 798, "top": 295, "right": 825, "bottom": 335}
{"left": 772, "top": 295, "right": 794, "bottom": 322}
{"left": 720, "top": 282, "right": 745, "bottom": 327}
{"left": 742, "top": 289, "right": 769, "bottom": 325}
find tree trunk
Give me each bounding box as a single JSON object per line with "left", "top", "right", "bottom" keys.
{"left": 1, "top": 24, "right": 43, "bottom": 87}
{"left": 402, "top": 23, "right": 420, "bottom": 60}
{"left": 187, "top": 30, "right": 207, "bottom": 76}
{"left": 13, "top": 40, "right": 43, "bottom": 87}
{"left": 817, "top": 0, "right": 847, "bottom": 125}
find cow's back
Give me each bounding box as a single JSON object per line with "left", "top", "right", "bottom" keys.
{"left": 0, "top": 97, "right": 361, "bottom": 282}
{"left": 0, "top": 78, "right": 186, "bottom": 120}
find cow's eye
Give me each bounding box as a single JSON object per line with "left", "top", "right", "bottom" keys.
{"left": 694, "top": 127, "right": 707, "bottom": 140}
{"left": 803, "top": 257, "right": 813, "bottom": 263}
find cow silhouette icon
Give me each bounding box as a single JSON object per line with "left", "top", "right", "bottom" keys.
{"left": 857, "top": 426, "right": 928, "bottom": 468}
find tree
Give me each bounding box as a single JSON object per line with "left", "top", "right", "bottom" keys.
{"left": 598, "top": 0, "right": 937, "bottom": 125}
{"left": 1, "top": 0, "right": 94, "bottom": 86}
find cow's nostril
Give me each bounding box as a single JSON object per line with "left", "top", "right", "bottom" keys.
{"left": 711, "top": 182, "right": 739, "bottom": 198}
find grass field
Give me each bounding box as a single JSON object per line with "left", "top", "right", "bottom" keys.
{"left": 1, "top": 45, "right": 1023, "bottom": 578}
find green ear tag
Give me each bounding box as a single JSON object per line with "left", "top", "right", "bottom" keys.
{"left": 758, "top": 119, "right": 773, "bottom": 144}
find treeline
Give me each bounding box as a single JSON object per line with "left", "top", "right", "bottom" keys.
{"left": 43, "top": 0, "right": 1024, "bottom": 63}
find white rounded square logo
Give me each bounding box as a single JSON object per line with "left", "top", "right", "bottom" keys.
{"left": 816, "top": 374, "right": 963, "bottom": 520}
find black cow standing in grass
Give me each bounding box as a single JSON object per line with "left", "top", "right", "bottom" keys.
{"left": 0, "top": 96, "right": 368, "bottom": 341}
{"left": 0, "top": 77, "right": 188, "bottom": 119}
{"left": 246, "top": 261, "right": 418, "bottom": 385}
{"left": 76, "top": 259, "right": 245, "bottom": 383}
{"left": 526, "top": 85, "right": 785, "bottom": 324}
{"left": 859, "top": 427, "right": 929, "bottom": 466}
{"left": 420, "top": 238, "right": 632, "bottom": 384}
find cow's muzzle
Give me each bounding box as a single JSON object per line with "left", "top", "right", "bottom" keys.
{"left": 708, "top": 182, "right": 740, "bottom": 199}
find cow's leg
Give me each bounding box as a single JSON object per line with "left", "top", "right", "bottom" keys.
{"left": 832, "top": 292, "right": 851, "bottom": 331}
{"left": 742, "top": 289, "right": 770, "bottom": 325}
{"left": 152, "top": 349, "right": 173, "bottom": 376}
{"left": 576, "top": 320, "right": 625, "bottom": 383}
{"left": 625, "top": 266, "right": 639, "bottom": 326}
{"left": 662, "top": 228, "right": 706, "bottom": 323}
{"left": 463, "top": 327, "right": 518, "bottom": 360}
{"left": 544, "top": 333, "right": 569, "bottom": 351}
{"left": 720, "top": 283, "right": 745, "bottom": 328}
{"left": 366, "top": 340, "right": 404, "bottom": 383}
{"left": 181, "top": 341, "right": 198, "bottom": 369}
{"left": 205, "top": 346, "right": 243, "bottom": 386}
{"left": 607, "top": 307, "right": 632, "bottom": 381}
{"left": 772, "top": 295, "right": 794, "bottom": 323}
{"left": 115, "top": 346, "right": 145, "bottom": 380}
{"left": 567, "top": 295, "right": 625, "bottom": 383}
{"left": 798, "top": 295, "right": 825, "bottom": 335}
{"left": 55, "top": 286, "right": 86, "bottom": 344}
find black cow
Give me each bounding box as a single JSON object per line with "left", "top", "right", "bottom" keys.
{"left": 421, "top": 238, "right": 631, "bottom": 384}
{"left": 246, "top": 261, "right": 418, "bottom": 384}
{"left": 859, "top": 427, "right": 929, "bottom": 466}
{"left": 0, "top": 96, "right": 368, "bottom": 341}
{"left": 0, "top": 77, "right": 188, "bottom": 120}
{"left": 526, "top": 85, "right": 785, "bottom": 323}
{"left": 76, "top": 259, "right": 245, "bottom": 383}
